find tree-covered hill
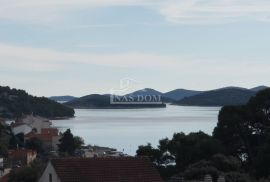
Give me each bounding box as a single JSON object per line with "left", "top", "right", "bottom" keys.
{"left": 175, "top": 87, "right": 256, "bottom": 106}
{"left": 163, "top": 89, "right": 203, "bottom": 101}
{"left": 49, "top": 95, "right": 77, "bottom": 102}
{"left": 65, "top": 94, "right": 166, "bottom": 109}
{"left": 0, "top": 86, "right": 74, "bottom": 119}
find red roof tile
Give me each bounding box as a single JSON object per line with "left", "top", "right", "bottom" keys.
{"left": 25, "top": 128, "right": 59, "bottom": 142}
{"left": 50, "top": 157, "right": 163, "bottom": 182}
{"left": 8, "top": 149, "right": 36, "bottom": 159}
{"left": 27, "top": 134, "right": 54, "bottom": 142}
{"left": 41, "top": 128, "right": 58, "bottom": 135}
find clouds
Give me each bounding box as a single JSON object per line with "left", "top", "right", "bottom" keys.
{"left": 1, "top": 0, "right": 270, "bottom": 24}
{"left": 157, "top": 0, "right": 270, "bottom": 24}
{"left": 1, "top": 1, "right": 270, "bottom": 96}
{"left": 0, "top": 0, "right": 148, "bottom": 23}
{"left": 0, "top": 43, "right": 179, "bottom": 71}
{"left": 1, "top": 42, "right": 270, "bottom": 96}
{"left": 1, "top": 42, "right": 269, "bottom": 75}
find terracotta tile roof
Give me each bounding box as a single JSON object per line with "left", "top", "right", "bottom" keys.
{"left": 25, "top": 128, "right": 59, "bottom": 142}
{"left": 41, "top": 128, "right": 58, "bottom": 135}
{"left": 8, "top": 149, "right": 36, "bottom": 159}
{"left": 50, "top": 157, "right": 163, "bottom": 182}
{"left": 25, "top": 133, "right": 53, "bottom": 142}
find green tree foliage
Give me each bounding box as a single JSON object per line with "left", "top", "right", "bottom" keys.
{"left": 213, "top": 89, "right": 270, "bottom": 178}
{"left": 8, "top": 166, "right": 38, "bottom": 182}
{"left": 0, "top": 86, "right": 74, "bottom": 119}
{"left": 0, "top": 143, "right": 8, "bottom": 158}
{"left": 211, "top": 154, "right": 241, "bottom": 173}
{"left": 65, "top": 94, "right": 166, "bottom": 109}
{"left": 181, "top": 155, "right": 245, "bottom": 182}
{"left": 225, "top": 172, "right": 251, "bottom": 182}
{"left": 213, "top": 106, "right": 250, "bottom": 158}
{"left": 8, "top": 159, "right": 45, "bottom": 182}
{"left": 254, "top": 141, "right": 270, "bottom": 178}
{"left": 137, "top": 143, "right": 176, "bottom": 179}
{"left": 8, "top": 133, "right": 25, "bottom": 149}
{"left": 58, "top": 129, "right": 83, "bottom": 156}
{"left": 0, "top": 122, "right": 11, "bottom": 157}
{"left": 182, "top": 155, "right": 245, "bottom": 182}
{"left": 58, "top": 129, "right": 75, "bottom": 155}
{"left": 166, "top": 132, "right": 224, "bottom": 171}
{"left": 176, "top": 88, "right": 256, "bottom": 106}
{"left": 137, "top": 143, "right": 161, "bottom": 163}
{"left": 137, "top": 132, "right": 224, "bottom": 179}
{"left": 25, "top": 137, "right": 45, "bottom": 154}
{"left": 74, "top": 136, "right": 85, "bottom": 149}
{"left": 183, "top": 160, "right": 220, "bottom": 181}
{"left": 136, "top": 89, "right": 270, "bottom": 180}
{"left": 158, "top": 138, "right": 170, "bottom": 152}
{"left": 8, "top": 134, "right": 18, "bottom": 149}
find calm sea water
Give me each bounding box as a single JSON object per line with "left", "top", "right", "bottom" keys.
{"left": 51, "top": 105, "right": 220, "bottom": 155}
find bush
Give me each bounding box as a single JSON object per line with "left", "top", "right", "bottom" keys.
{"left": 183, "top": 160, "right": 219, "bottom": 181}
{"left": 225, "top": 172, "right": 251, "bottom": 182}
{"left": 8, "top": 159, "right": 45, "bottom": 182}
{"left": 212, "top": 154, "right": 241, "bottom": 172}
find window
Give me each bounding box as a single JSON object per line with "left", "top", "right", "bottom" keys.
{"left": 49, "top": 173, "right": 52, "bottom": 182}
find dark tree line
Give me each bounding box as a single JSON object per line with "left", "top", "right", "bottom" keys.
{"left": 137, "top": 89, "right": 270, "bottom": 181}
{"left": 0, "top": 86, "right": 74, "bottom": 119}
{"left": 213, "top": 89, "right": 270, "bottom": 178}
{"left": 58, "top": 129, "right": 84, "bottom": 156}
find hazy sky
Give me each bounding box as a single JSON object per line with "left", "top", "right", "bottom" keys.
{"left": 1, "top": 0, "right": 270, "bottom": 97}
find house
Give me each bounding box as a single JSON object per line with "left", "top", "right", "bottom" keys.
{"left": 39, "top": 157, "right": 163, "bottom": 182}
{"left": 8, "top": 149, "right": 37, "bottom": 168}
{"left": 25, "top": 128, "right": 60, "bottom": 151}
{"left": 11, "top": 115, "right": 59, "bottom": 151}
{"left": 17, "top": 114, "right": 51, "bottom": 134}
{"left": 79, "top": 145, "right": 126, "bottom": 158}
{"left": 11, "top": 123, "right": 32, "bottom": 135}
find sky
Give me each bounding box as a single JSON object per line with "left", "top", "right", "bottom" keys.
{"left": 1, "top": 0, "right": 270, "bottom": 97}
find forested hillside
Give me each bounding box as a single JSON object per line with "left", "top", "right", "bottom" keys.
{"left": 0, "top": 86, "right": 74, "bottom": 119}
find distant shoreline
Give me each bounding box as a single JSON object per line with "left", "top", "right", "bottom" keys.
{"left": 67, "top": 104, "right": 167, "bottom": 109}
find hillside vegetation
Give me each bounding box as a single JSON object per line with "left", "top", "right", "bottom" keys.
{"left": 0, "top": 86, "right": 74, "bottom": 119}
{"left": 65, "top": 94, "right": 166, "bottom": 109}
{"left": 176, "top": 88, "right": 256, "bottom": 106}
{"left": 138, "top": 89, "right": 270, "bottom": 181}
{"left": 49, "top": 95, "right": 77, "bottom": 102}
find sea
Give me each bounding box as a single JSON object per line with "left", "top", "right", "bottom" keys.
{"left": 51, "top": 105, "right": 221, "bottom": 155}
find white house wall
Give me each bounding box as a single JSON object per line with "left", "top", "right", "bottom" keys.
{"left": 12, "top": 125, "right": 32, "bottom": 135}
{"left": 38, "top": 162, "right": 61, "bottom": 182}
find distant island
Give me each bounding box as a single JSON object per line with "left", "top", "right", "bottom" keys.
{"left": 49, "top": 95, "right": 77, "bottom": 103}
{"left": 126, "top": 88, "right": 199, "bottom": 103}
{"left": 64, "top": 94, "right": 166, "bottom": 109}
{"left": 175, "top": 87, "right": 256, "bottom": 106}
{"left": 0, "top": 86, "right": 74, "bottom": 119}
{"left": 56, "top": 86, "right": 268, "bottom": 108}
